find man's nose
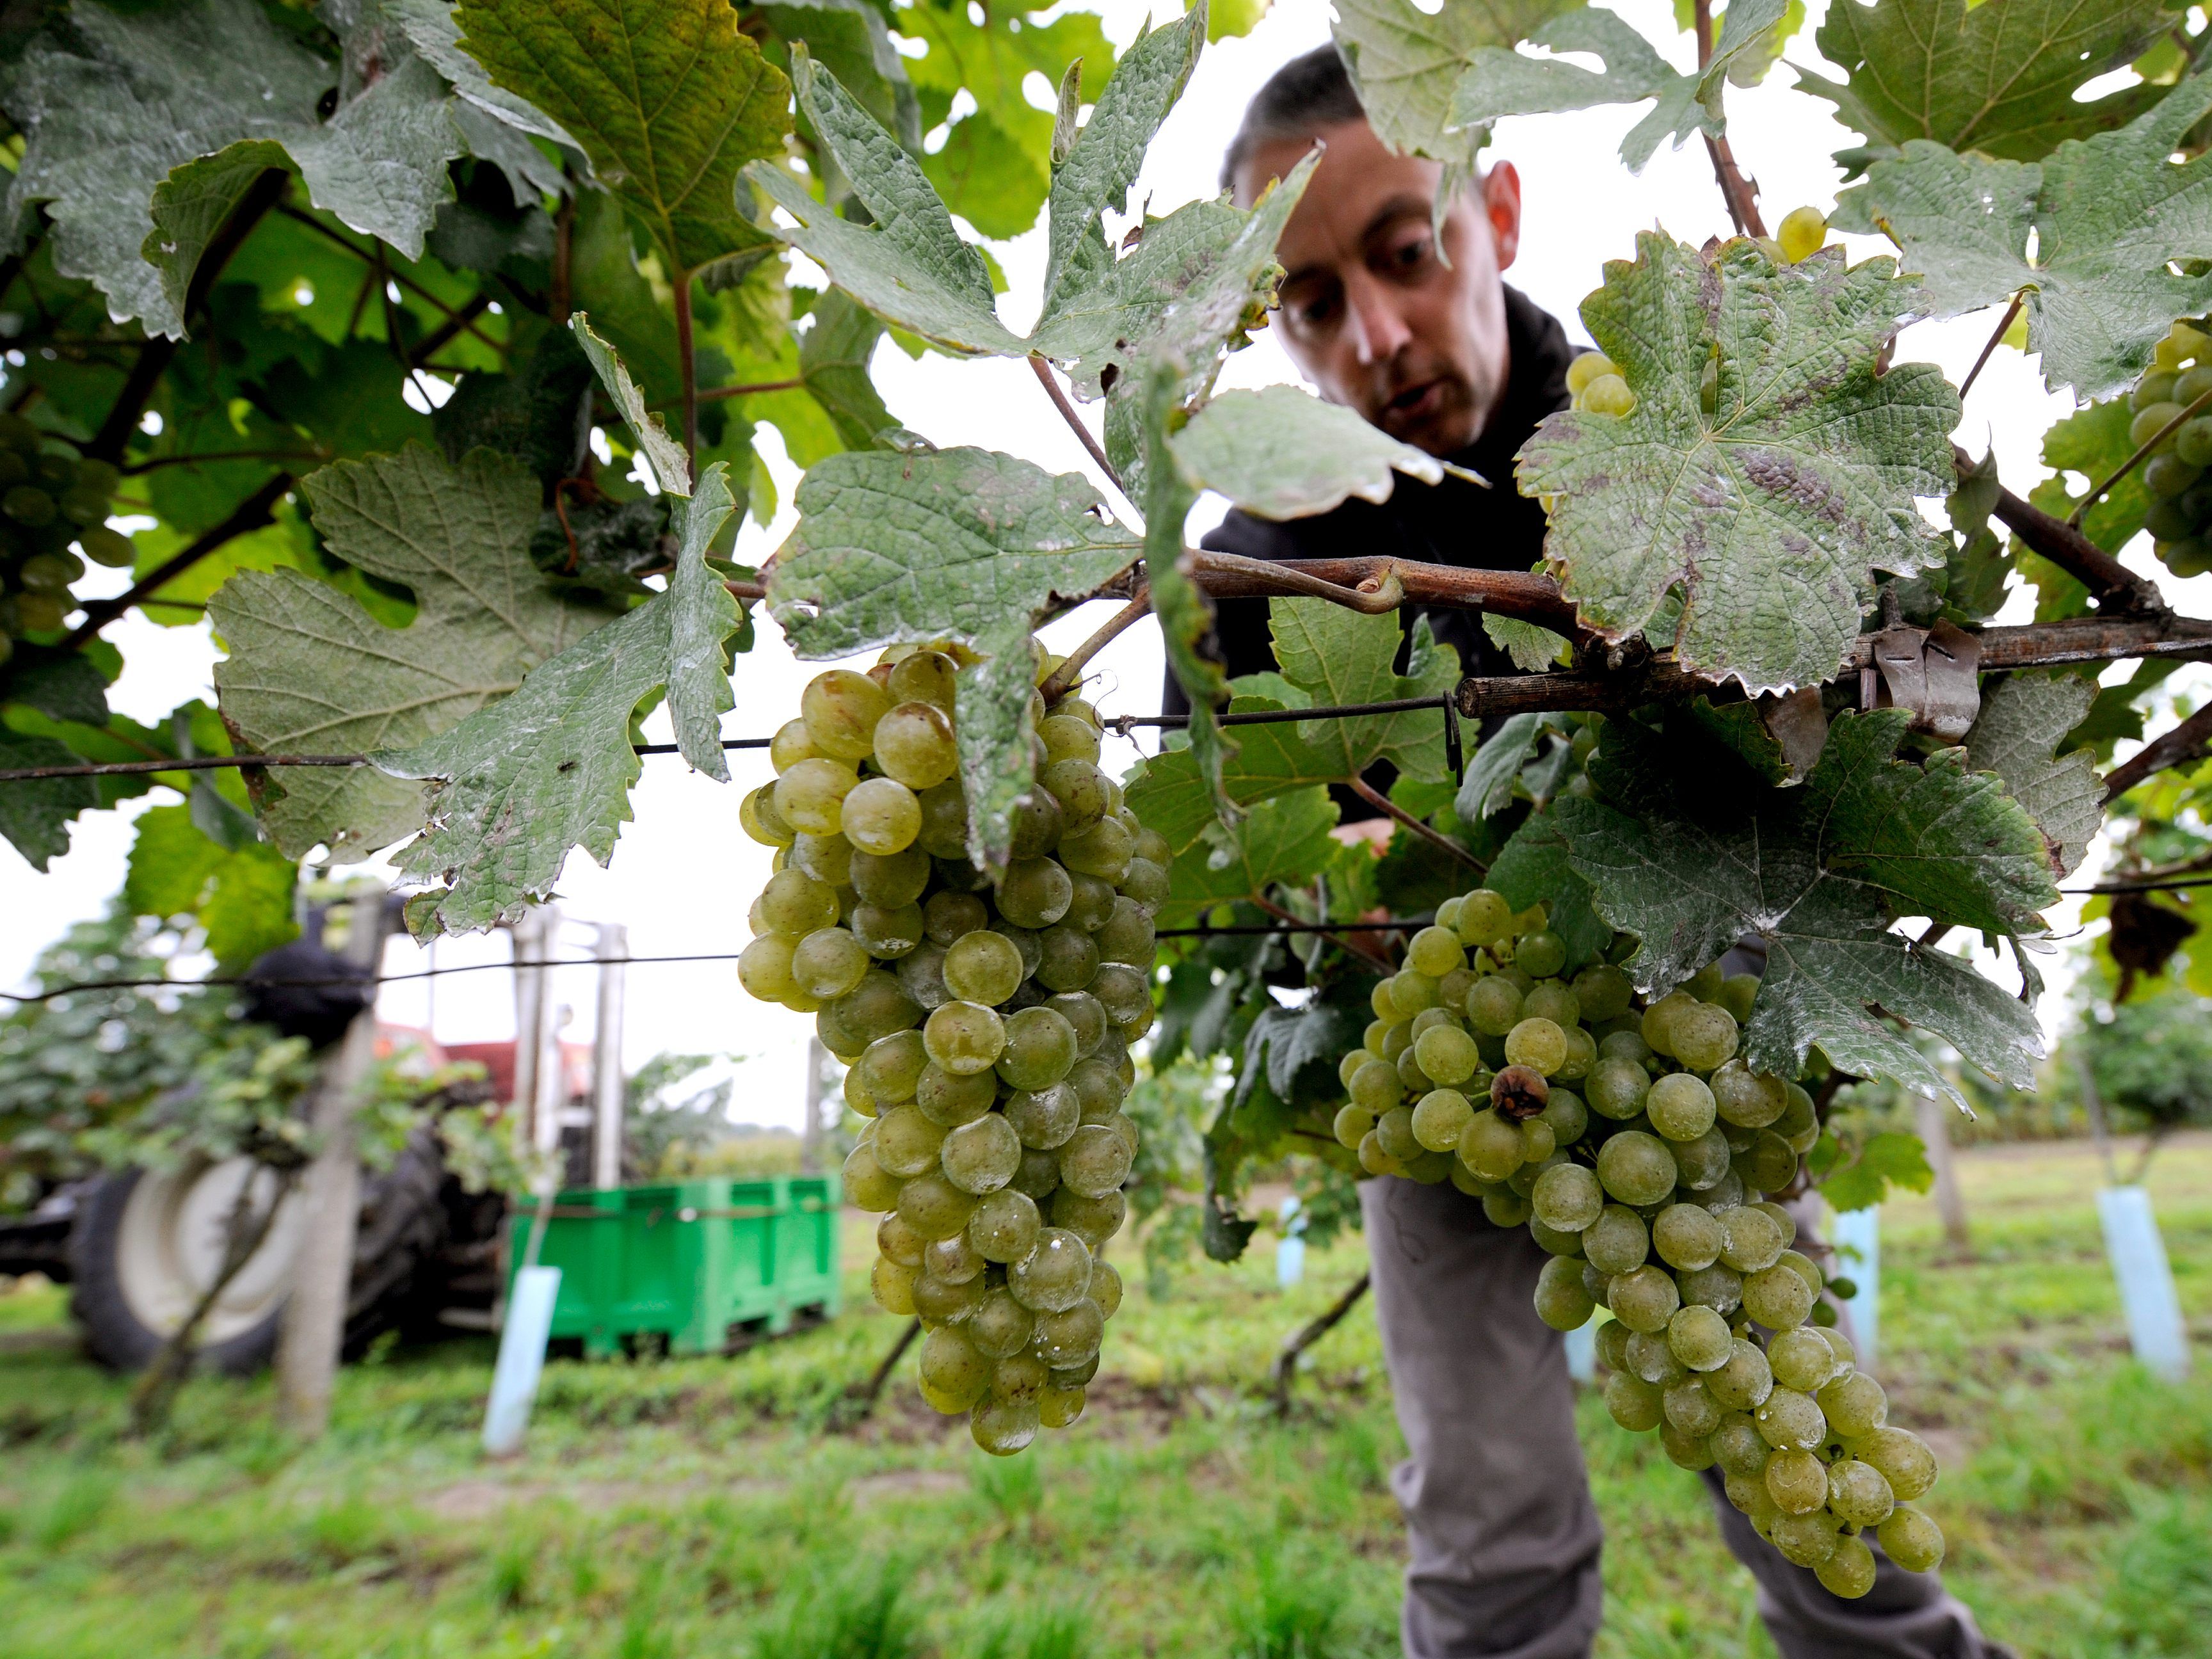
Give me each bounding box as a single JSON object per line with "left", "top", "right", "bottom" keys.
{"left": 1343, "top": 270, "right": 1411, "bottom": 366}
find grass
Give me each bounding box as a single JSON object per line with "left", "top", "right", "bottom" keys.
{"left": 0, "top": 1137, "right": 2204, "bottom": 1658}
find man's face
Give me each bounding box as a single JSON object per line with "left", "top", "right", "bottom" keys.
{"left": 1235, "top": 120, "right": 1521, "bottom": 458}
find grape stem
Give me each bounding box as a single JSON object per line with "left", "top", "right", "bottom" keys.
{"left": 1955, "top": 293, "right": 2024, "bottom": 401}
{"left": 1270, "top": 1270, "right": 1371, "bottom": 1418}
{"left": 1187, "top": 548, "right": 1407, "bottom": 614}
{"left": 1971, "top": 447, "right": 2170, "bottom": 616}
{"left": 1692, "top": 0, "right": 1767, "bottom": 240}
{"left": 2069, "top": 383, "right": 2212, "bottom": 531}
{"left": 1346, "top": 777, "right": 1486, "bottom": 874}
{"left": 1253, "top": 894, "right": 1395, "bottom": 975}
{"left": 2102, "top": 700, "right": 2212, "bottom": 802}
{"left": 830, "top": 1316, "right": 922, "bottom": 1431}
{"left": 1029, "top": 353, "right": 1132, "bottom": 508}
{"left": 62, "top": 471, "right": 296, "bottom": 648}
{"left": 1041, "top": 584, "right": 1151, "bottom": 703}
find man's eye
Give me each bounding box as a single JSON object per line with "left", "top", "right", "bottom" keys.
{"left": 1392, "top": 236, "right": 1432, "bottom": 271}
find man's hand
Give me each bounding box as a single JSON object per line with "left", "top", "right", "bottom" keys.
{"left": 1330, "top": 818, "right": 1393, "bottom": 851}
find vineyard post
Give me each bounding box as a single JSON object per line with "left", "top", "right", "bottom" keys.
{"left": 273, "top": 890, "right": 390, "bottom": 1439}
{"left": 1913, "top": 1093, "right": 1971, "bottom": 1256}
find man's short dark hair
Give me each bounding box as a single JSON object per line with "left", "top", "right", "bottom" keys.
{"left": 1221, "top": 44, "right": 1366, "bottom": 192}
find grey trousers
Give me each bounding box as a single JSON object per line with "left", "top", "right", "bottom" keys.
{"left": 1360, "top": 1176, "right": 2012, "bottom": 1659}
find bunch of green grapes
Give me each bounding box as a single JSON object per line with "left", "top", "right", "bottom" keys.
{"left": 737, "top": 641, "right": 1171, "bottom": 1455}
{"left": 0, "top": 413, "right": 131, "bottom": 664}
{"left": 2128, "top": 318, "right": 2212, "bottom": 578}
{"left": 1329, "top": 887, "right": 1945, "bottom": 1596}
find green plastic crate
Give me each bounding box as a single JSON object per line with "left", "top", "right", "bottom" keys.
{"left": 506, "top": 1175, "right": 840, "bottom": 1358}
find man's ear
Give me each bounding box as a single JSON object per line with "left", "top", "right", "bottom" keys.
{"left": 1483, "top": 161, "right": 1523, "bottom": 273}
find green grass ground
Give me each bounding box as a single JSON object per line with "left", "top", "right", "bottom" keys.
{"left": 0, "top": 1136, "right": 2206, "bottom": 1659}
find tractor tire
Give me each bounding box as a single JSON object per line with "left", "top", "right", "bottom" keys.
{"left": 68, "top": 1129, "right": 452, "bottom": 1375}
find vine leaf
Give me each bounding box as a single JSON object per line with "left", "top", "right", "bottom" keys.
{"left": 1037, "top": 3, "right": 1206, "bottom": 321}
{"left": 747, "top": 49, "right": 1026, "bottom": 357}
{"left": 759, "top": 0, "right": 922, "bottom": 149}
{"left": 1555, "top": 710, "right": 2051, "bottom": 1101}
{"left": 1125, "top": 603, "right": 1459, "bottom": 855}
{"left": 455, "top": 0, "right": 790, "bottom": 278}
{"left": 0, "top": 732, "right": 97, "bottom": 871}
{"left": 380, "top": 462, "right": 742, "bottom": 935}
{"left": 1830, "top": 77, "right": 2212, "bottom": 399}
{"left": 1168, "top": 385, "right": 1479, "bottom": 520}
{"left": 1802, "top": 0, "right": 2178, "bottom": 168}
{"left": 1162, "top": 788, "right": 1342, "bottom": 927}
{"left": 1483, "top": 613, "right": 1569, "bottom": 673}
{"left": 1515, "top": 233, "right": 1957, "bottom": 694}
{"left": 572, "top": 312, "right": 691, "bottom": 495}
{"left": 394, "top": 0, "right": 582, "bottom": 153}
{"left": 5, "top": 0, "right": 465, "bottom": 337}
{"left": 211, "top": 444, "right": 616, "bottom": 860}
{"left": 1331, "top": 0, "right": 1577, "bottom": 209}
{"left": 1450, "top": 0, "right": 1784, "bottom": 171}
{"left": 124, "top": 804, "right": 299, "bottom": 972}
{"left": 1964, "top": 672, "right": 2103, "bottom": 879}
{"left": 1486, "top": 805, "right": 1610, "bottom": 972}
{"left": 796, "top": 291, "right": 898, "bottom": 452}
{"left": 1456, "top": 710, "right": 1559, "bottom": 821}
{"left": 765, "top": 447, "right": 1142, "bottom": 871}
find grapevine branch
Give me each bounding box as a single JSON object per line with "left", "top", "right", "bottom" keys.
{"left": 831, "top": 1317, "right": 922, "bottom": 1430}
{"left": 275, "top": 205, "right": 506, "bottom": 353}
{"left": 1041, "top": 585, "right": 1150, "bottom": 702}
{"left": 1029, "top": 353, "right": 1125, "bottom": 495}
{"left": 1269, "top": 1270, "right": 1371, "bottom": 1418}
{"left": 1347, "top": 776, "right": 1485, "bottom": 872}
{"left": 2102, "top": 701, "right": 2212, "bottom": 801}
{"left": 1956, "top": 293, "right": 2025, "bottom": 401}
{"left": 1692, "top": 0, "right": 1765, "bottom": 239}
{"left": 1974, "top": 453, "right": 2169, "bottom": 615}
{"left": 1253, "top": 895, "right": 1394, "bottom": 974}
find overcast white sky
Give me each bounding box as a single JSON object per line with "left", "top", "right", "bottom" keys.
{"left": 8, "top": 0, "right": 2199, "bottom": 1128}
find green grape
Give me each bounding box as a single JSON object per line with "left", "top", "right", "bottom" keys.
{"left": 1668, "top": 1304, "right": 1733, "bottom": 1372}
{"left": 792, "top": 926, "right": 870, "bottom": 1000}
{"left": 1743, "top": 1263, "right": 1815, "bottom": 1330}
{"left": 825, "top": 971, "right": 924, "bottom": 1050}
{"left": 1876, "top": 1505, "right": 1944, "bottom": 1573}
{"left": 1719, "top": 1205, "right": 1785, "bottom": 1272}
{"left": 1740, "top": 1130, "right": 1799, "bottom": 1193}
{"left": 1089, "top": 962, "right": 1151, "bottom": 1028}
{"left": 841, "top": 777, "right": 922, "bottom": 856}
{"left": 1369, "top": 1104, "right": 1416, "bottom": 1163}
{"left": 1008, "top": 1228, "right": 1092, "bottom": 1313}
{"left": 1534, "top": 1255, "right": 1596, "bottom": 1329}
{"left": 1671, "top": 1129, "right": 1733, "bottom": 1192}
{"left": 1410, "top": 1006, "right": 1459, "bottom": 1039}
{"left": 1057, "top": 816, "right": 1132, "bottom": 881}
{"left": 1050, "top": 1186, "right": 1125, "bottom": 1250}
{"left": 1413, "top": 1025, "right": 1480, "bottom": 1087}
{"left": 1054, "top": 874, "right": 1112, "bottom": 936}
{"left": 1627, "top": 1328, "right": 1687, "bottom": 1386}
{"left": 1854, "top": 1426, "right": 1937, "bottom": 1501}
{"left": 898, "top": 1172, "right": 979, "bottom": 1240}
{"left": 890, "top": 943, "right": 952, "bottom": 1014}
{"left": 1706, "top": 1338, "right": 1775, "bottom": 1411}
{"left": 871, "top": 1256, "right": 918, "bottom": 1315}
{"left": 970, "top": 1396, "right": 1040, "bottom": 1455}
{"left": 1539, "top": 1088, "right": 1587, "bottom": 1147}
{"left": 774, "top": 758, "right": 862, "bottom": 836}
{"left": 1599, "top": 1029, "right": 1654, "bottom": 1065}
{"left": 1456, "top": 888, "right": 1514, "bottom": 947}
{"left": 1767, "top": 1327, "right": 1838, "bottom": 1393}
{"left": 1407, "top": 925, "right": 1466, "bottom": 977}
{"left": 842, "top": 1142, "right": 901, "bottom": 1211}
{"left": 916, "top": 780, "right": 969, "bottom": 859}
{"left": 858, "top": 1030, "right": 928, "bottom": 1105}
{"left": 1045, "top": 991, "right": 1107, "bottom": 1057}
{"left": 1003, "top": 1082, "right": 1079, "bottom": 1150}
{"left": 997, "top": 857, "right": 1073, "bottom": 929}
{"left": 844, "top": 1066, "right": 878, "bottom": 1118}
{"left": 968, "top": 1188, "right": 1042, "bottom": 1263}
{"left": 1604, "top": 1370, "right": 1665, "bottom": 1431}
{"left": 1334, "top": 1103, "right": 1376, "bottom": 1150}
{"left": 1640, "top": 990, "right": 1697, "bottom": 1057}
{"left": 943, "top": 931, "right": 1023, "bottom": 1006}
{"left": 802, "top": 669, "right": 891, "bottom": 760}
{"left": 2179, "top": 415, "right": 2212, "bottom": 468}
{"left": 1058, "top": 1123, "right": 1132, "bottom": 1198}
{"left": 1571, "top": 964, "right": 1633, "bottom": 1022}
{"left": 926, "top": 1231, "right": 985, "bottom": 1285}
{"left": 1481, "top": 1187, "right": 1530, "bottom": 1225}
{"left": 1647, "top": 1072, "right": 1717, "bottom": 1141}
{"left": 941, "top": 1112, "right": 1023, "bottom": 1194}
{"left": 912, "top": 1270, "right": 986, "bottom": 1325}
{"left": 1033, "top": 1299, "right": 1105, "bottom": 1368}
{"left": 1652, "top": 1203, "right": 1722, "bottom": 1270}
{"left": 1583, "top": 1204, "right": 1649, "bottom": 1274}
{"left": 738, "top": 934, "right": 800, "bottom": 1003}
{"left": 1337, "top": 1048, "right": 1369, "bottom": 1090}
{"left": 917, "top": 1062, "right": 995, "bottom": 1126}
{"left": 874, "top": 1105, "right": 947, "bottom": 1179}
{"left": 1516, "top": 929, "right": 1567, "bottom": 979}
{"left": 2147, "top": 451, "right": 2202, "bottom": 499}
{"left": 877, "top": 1212, "right": 927, "bottom": 1267}
{"left": 1663, "top": 1377, "right": 1724, "bottom": 1438}
{"left": 918, "top": 1326, "right": 992, "bottom": 1413}
{"left": 1596, "top": 1130, "right": 1676, "bottom": 1206}
{"left": 1770, "top": 1511, "right": 1840, "bottom": 1568}
{"left": 1391, "top": 970, "right": 1441, "bottom": 1016}
{"left": 760, "top": 869, "right": 840, "bottom": 936}
{"left": 1406, "top": 1088, "right": 1470, "bottom": 1152}
{"left": 1828, "top": 1459, "right": 1895, "bottom": 1528}
{"left": 1818, "top": 1370, "right": 1887, "bottom": 1437}
{"left": 967, "top": 1288, "right": 1037, "bottom": 1359}
{"left": 1553, "top": 1026, "right": 1596, "bottom": 1081}
{"left": 1764, "top": 1447, "right": 1829, "bottom": 1514}
{"left": 770, "top": 717, "right": 820, "bottom": 773}
{"left": 1350, "top": 1060, "right": 1403, "bottom": 1115}
{"left": 1042, "top": 759, "right": 1111, "bottom": 833}
{"left": 1678, "top": 1262, "right": 1743, "bottom": 1315}
{"left": 1457, "top": 1109, "right": 1521, "bottom": 1181}
{"left": 1094, "top": 897, "right": 1155, "bottom": 966}
{"left": 741, "top": 783, "right": 794, "bottom": 848}
{"left": 1711, "top": 1060, "right": 1787, "bottom": 1128}
{"left": 76, "top": 525, "right": 136, "bottom": 568}
{"left": 3, "top": 485, "right": 54, "bottom": 527}
{"left": 997, "top": 1007, "right": 1078, "bottom": 1091}
{"left": 996, "top": 922, "right": 1044, "bottom": 981}
{"left": 1118, "top": 856, "right": 1171, "bottom": 911}
{"left": 852, "top": 901, "right": 925, "bottom": 959}
{"left": 1608, "top": 1263, "right": 1680, "bottom": 1333}
{"left": 1660, "top": 1421, "right": 1716, "bottom": 1471}
{"left": 885, "top": 648, "right": 957, "bottom": 710}
{"left": 924, "top": 1000, "right": 1007, "bottom": 1075}
{"left": 869, "top": 701, "right": 957, "bottom": 790}
{"left": 1815, "top": 1534, "right": 1877, "bottom": 1599}
{"left": 1754, "top": 1387, "right": 1828, "bottom": 1450}
{"left": 1721, "top": 1469, "right": 1779, "bottom": 1528}
{"left": 1504, "top": 1017, "right": 1567, "bottom": 1074}
{"left": 1038, "top": 713, "right": 1101, "bottom": 765}
{"left": 1523, "top": 981, "right": 1580, "bottom": 1028}
{"left": 1066, "top": 1057, "right": 1123, "bottom": 1121}
{"left": 1671, "top": 1002, "right": 1739, "bottom": 1071}
{"left": 1716, "top": 973, "right": 1759, "bottom": 1024}
{"left": 2132, "top": 401, "right": 2184, "bottom": 448}
{"left": 791, "top": 831, "right": 855, "bottom": 889}
{"left": 1532, "top": 1163, "right": 1604, "bottom": 1232}
{"left": 1585, "top": 1055, "right": 1651, "bottom": 1121}
{"left": 1710, "top": 1414, "right": 1769, "bottom": 1479}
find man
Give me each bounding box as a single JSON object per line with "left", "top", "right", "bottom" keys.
{"left": 1173, "top": 45, "right": 2012, "bottom": 1659}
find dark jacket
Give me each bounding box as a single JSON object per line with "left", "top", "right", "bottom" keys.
{"left": 1165, "top": 285, "right": 1575, "bottom": 710}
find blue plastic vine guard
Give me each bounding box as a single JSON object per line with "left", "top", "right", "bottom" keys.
{"left": 1828, "top": 1205, "right": 1880, "bottom": 1374}
{"left": 2097, "top": 1185, "right": 2191, "bottom": 1380}
{"left": 483, "top": 1265, "right": 562, "bottom": 1456}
